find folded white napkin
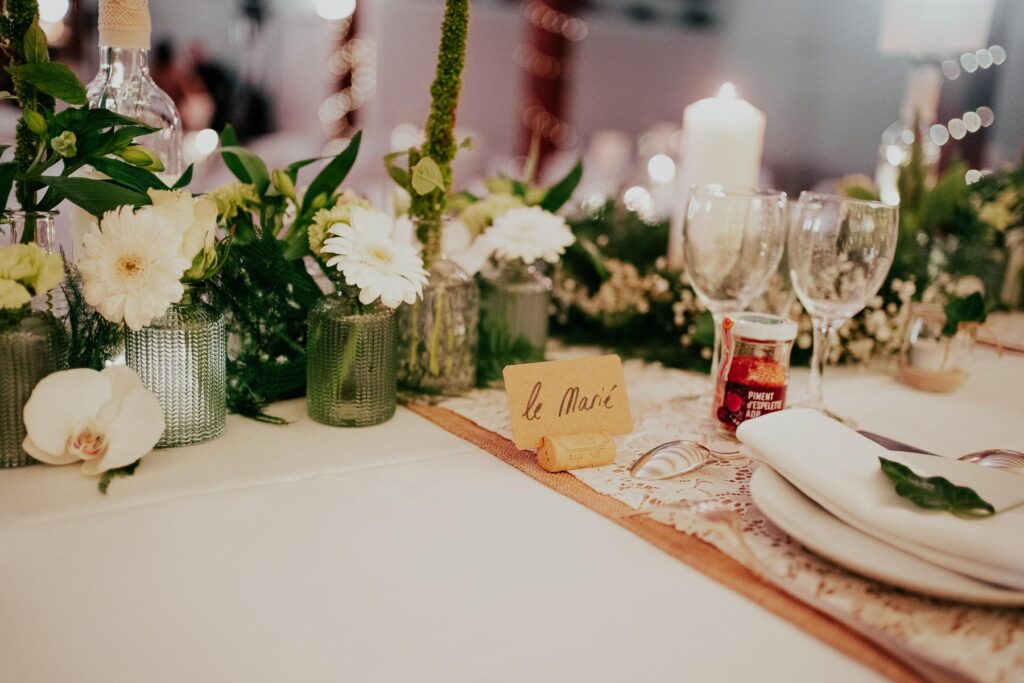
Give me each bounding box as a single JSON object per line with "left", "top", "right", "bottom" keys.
{"left": 737, "top": 408, "right": 1024, "bottom": 591}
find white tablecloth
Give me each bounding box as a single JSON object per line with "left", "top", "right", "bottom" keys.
{"left": 1, "top": 349, "right": 1020, "bottom": 682}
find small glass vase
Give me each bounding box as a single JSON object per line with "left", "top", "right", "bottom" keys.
{"left": 1, "top": 210, "right": 65, "bottom": 316}
{"left": 896, "top": 303, "right": 973, "bottom": 393}
{"left": 125, "top": 287, "right": 227, "bottom": 448}
{"left": 0, "top": 306, "right": 68, "bottom": 467}
{"left": 397, "top": 257, "right": 480, "bottom": 396}
{"left": 1, "top": 210, "right": 57, "bottom": 251}
{"left": 307, "top": 285, "right": 398, "bottom": 427}
{"left": 481, "top": 259, "right": 552, "bottom": 351}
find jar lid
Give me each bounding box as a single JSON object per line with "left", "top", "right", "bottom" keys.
{"left": 724, "top": 312, "right": 797, "bottom": 342}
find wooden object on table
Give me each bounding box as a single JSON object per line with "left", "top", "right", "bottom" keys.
{"left": 537, "top": 432, "right": 616, "bottom": 472}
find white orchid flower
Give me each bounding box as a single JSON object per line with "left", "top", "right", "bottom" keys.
{"left": 22, "top": 366, "right": 165, "bottom": 476}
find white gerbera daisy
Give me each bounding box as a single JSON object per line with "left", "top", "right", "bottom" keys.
{"left": 484, "top": 206, "right": 575, "bottom": 264}
{"left": 78, "top": 206, "right": 192, "bottom": 331}
{"left": 321, "top": 207, "right": 427, "bottom": 309}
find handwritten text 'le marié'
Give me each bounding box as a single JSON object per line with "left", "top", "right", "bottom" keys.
{"left": 521, "top": 381, "right": 619, "bottom": 421}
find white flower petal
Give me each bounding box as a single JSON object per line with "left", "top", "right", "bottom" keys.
{"left": 96, "top": 366, "right": 146, "bottom": 423}
{"left": 22, "top": 369, "right": 112, "bottom": 457}
{"left": 93, "top": 387, "right": 165, "bottom": 472}
{"left": 22, "top": 436, "right": 78, "bottom": 465}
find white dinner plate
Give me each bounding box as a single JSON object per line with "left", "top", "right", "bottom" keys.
{"left": 750, "top": 465, "right": 1024, "bottom": 606}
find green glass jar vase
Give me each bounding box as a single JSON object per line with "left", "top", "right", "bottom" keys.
{"left": 125, "top": 287, "right": 227, "bottom": 448}
{"left": 397, "top": 257, "right": 480, "bottom": 396}
{"left": 307, "top": 284, "right": 398, "bottom": 427}
{"left": 481, "top": 259, "right": 552, "bottom": 351}
{"left": 0, "top": 306, "right": 68, "bottom": 467}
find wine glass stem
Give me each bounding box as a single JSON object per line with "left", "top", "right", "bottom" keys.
{"left": 710, "top": 311, "right": 724, "bottom": 383}
{"left": 808, "top": 317, "right": 834, "bottom": 411}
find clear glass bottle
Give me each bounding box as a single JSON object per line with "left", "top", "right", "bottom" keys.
{"left": 124, "top": 287, "right": 226, "bottom": 447}
{"left": 398, "top": 222, "right": 480, "bottom": 397}
{"left": 0, "top": 306, "right": 69, "bottom": 467}
{"left": 307, "top": 284, "right": 398, "bottom": 427}
{"left": 481, "top": 259, "right": 552, "bottom": 351}
{"left": 86, "top": 0, "right": 183, "bottom": 176}
{"left": 713, "top": 313, "right": 796, "bottom": 432}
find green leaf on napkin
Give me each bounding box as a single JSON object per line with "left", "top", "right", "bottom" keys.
{"left": 879, "top": 457, "right": 995, "bottom": 519}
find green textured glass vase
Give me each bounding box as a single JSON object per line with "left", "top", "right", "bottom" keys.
{"left": 0, "top": 307, "right": 68, "bottom": 467}
{"left": 307, "top": 289, "right": 397, "bottom": 427}
{"left": 397, "top": 257, "right": 480, "bottom": 396}
{"left": 125, "top": 289, "right": 227, "bottom": 448}
{"left": 481, "top": 259, "right": 552, "bottom": 351}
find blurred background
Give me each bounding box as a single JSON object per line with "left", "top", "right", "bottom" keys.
{"left": 3, "top": 0, "right": 1023, "bottom": 217}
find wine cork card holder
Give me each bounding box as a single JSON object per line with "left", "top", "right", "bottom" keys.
{"left": 502, "top": 355, "right": 634, "bottom": 472}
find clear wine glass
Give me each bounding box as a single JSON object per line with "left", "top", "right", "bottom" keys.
{"left": 789, "top": 192, "right": 898, "bottom": 415}
{"left": 682, "top": 185, "right": 788, "bottom": 392}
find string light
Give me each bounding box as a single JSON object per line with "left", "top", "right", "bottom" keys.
{"left": 520, "top": 96, "right": 578, "bottom": 148}
{"left": 523, "top": 0, "right": 588, "bottom": 41}
{"left": 318, "top": 15, "right": 377, "bottom": 153}
{"left": 516, "top": 2, "right": 588, "bottom": 150}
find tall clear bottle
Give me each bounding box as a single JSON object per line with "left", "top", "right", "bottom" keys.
{"left": 86, "top": 0, "right": 183, "bottom": 176}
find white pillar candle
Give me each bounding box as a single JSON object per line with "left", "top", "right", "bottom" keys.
{"left": 668, "top": 83, "right": 766, "bottom": 268}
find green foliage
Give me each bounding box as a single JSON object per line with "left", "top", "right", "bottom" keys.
{"left": 213, "top": 130, "right": 363, "bottom": 421}
{"left": 5, "top": 62, "right": 86, "bottom": 105}
{"left": 61, "top": 262, "right": 124, "bottom": 372}
{"left": 539, "top": 161, "right": 583, "bottom": 213}
{"left": 942, "top": 292, "right": 988, "bottom": 337}
{"left": 37, "top": 176, "right": 151, "bottom": 216}
{"left": 214, "top": 225, "right": 323, "bottom": 422}
{"left": 0, "top": 7, "right": 164, "bottom": 220}
{"left": 879, "top": 457, "right": 995, "bottom": 519}
{"left": 554, "top": 200, "right": 715, "bottom": 373}
{"left": 98, "top": 461, "right": 139, "bottom": 495}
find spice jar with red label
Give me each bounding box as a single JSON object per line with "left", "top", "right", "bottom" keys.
{"left": 713, "top": 313, "right": 797, "bottom": 432}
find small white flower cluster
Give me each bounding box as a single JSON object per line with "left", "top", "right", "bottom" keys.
{"left": 554, "top": 257, "right": 916, "bottom": 366}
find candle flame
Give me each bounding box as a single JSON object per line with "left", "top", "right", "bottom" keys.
{"left": 718, "top": 82, "right": 737, "bottom": 100}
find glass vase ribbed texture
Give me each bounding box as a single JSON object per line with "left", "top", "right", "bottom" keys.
{"left": 125, "top": 289, "right": 226, "bottom": 448}
{"left": 481, "top": 259, "right": 552, "bottom": 350}
{"left": 0, "top": 308, "right": 68, "bottom": 467}
{"left": 397, "top": 257, "right": 479, "bottom": 396}
{"left": 307, "top": 290, "right": 397, "bottom": 427}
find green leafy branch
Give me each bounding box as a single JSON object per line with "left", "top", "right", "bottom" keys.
{"left": 0, "top": 3, "right": 172, "bottom": 229}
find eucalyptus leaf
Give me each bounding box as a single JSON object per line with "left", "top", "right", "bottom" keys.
{"left": 879, "top": 457, "right": 995, "bottom": 519}
{"left": 411, "top": 156, "right": 445, "bottom": 196}
{"left": 6, "top": 62, "right": 87, "bottom": 105}
{"left": 37, "top": 176, "right": 151, "bottom": 217}
{"left": 301, "top": 131, "right": 362, "bottom": 213}
{"left": 540, "top": 160, "right": 583, "bottom": 212}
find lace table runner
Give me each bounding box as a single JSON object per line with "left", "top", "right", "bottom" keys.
{"left": 435, "top": 359, "right": 1024, "bottom": 683}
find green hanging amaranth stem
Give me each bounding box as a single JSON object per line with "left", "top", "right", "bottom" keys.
{"left": 0, "top": 0, "right": 53, "bottom": 224}
{"left": 409, "top": 0, "right": 469, "bottom": 267}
